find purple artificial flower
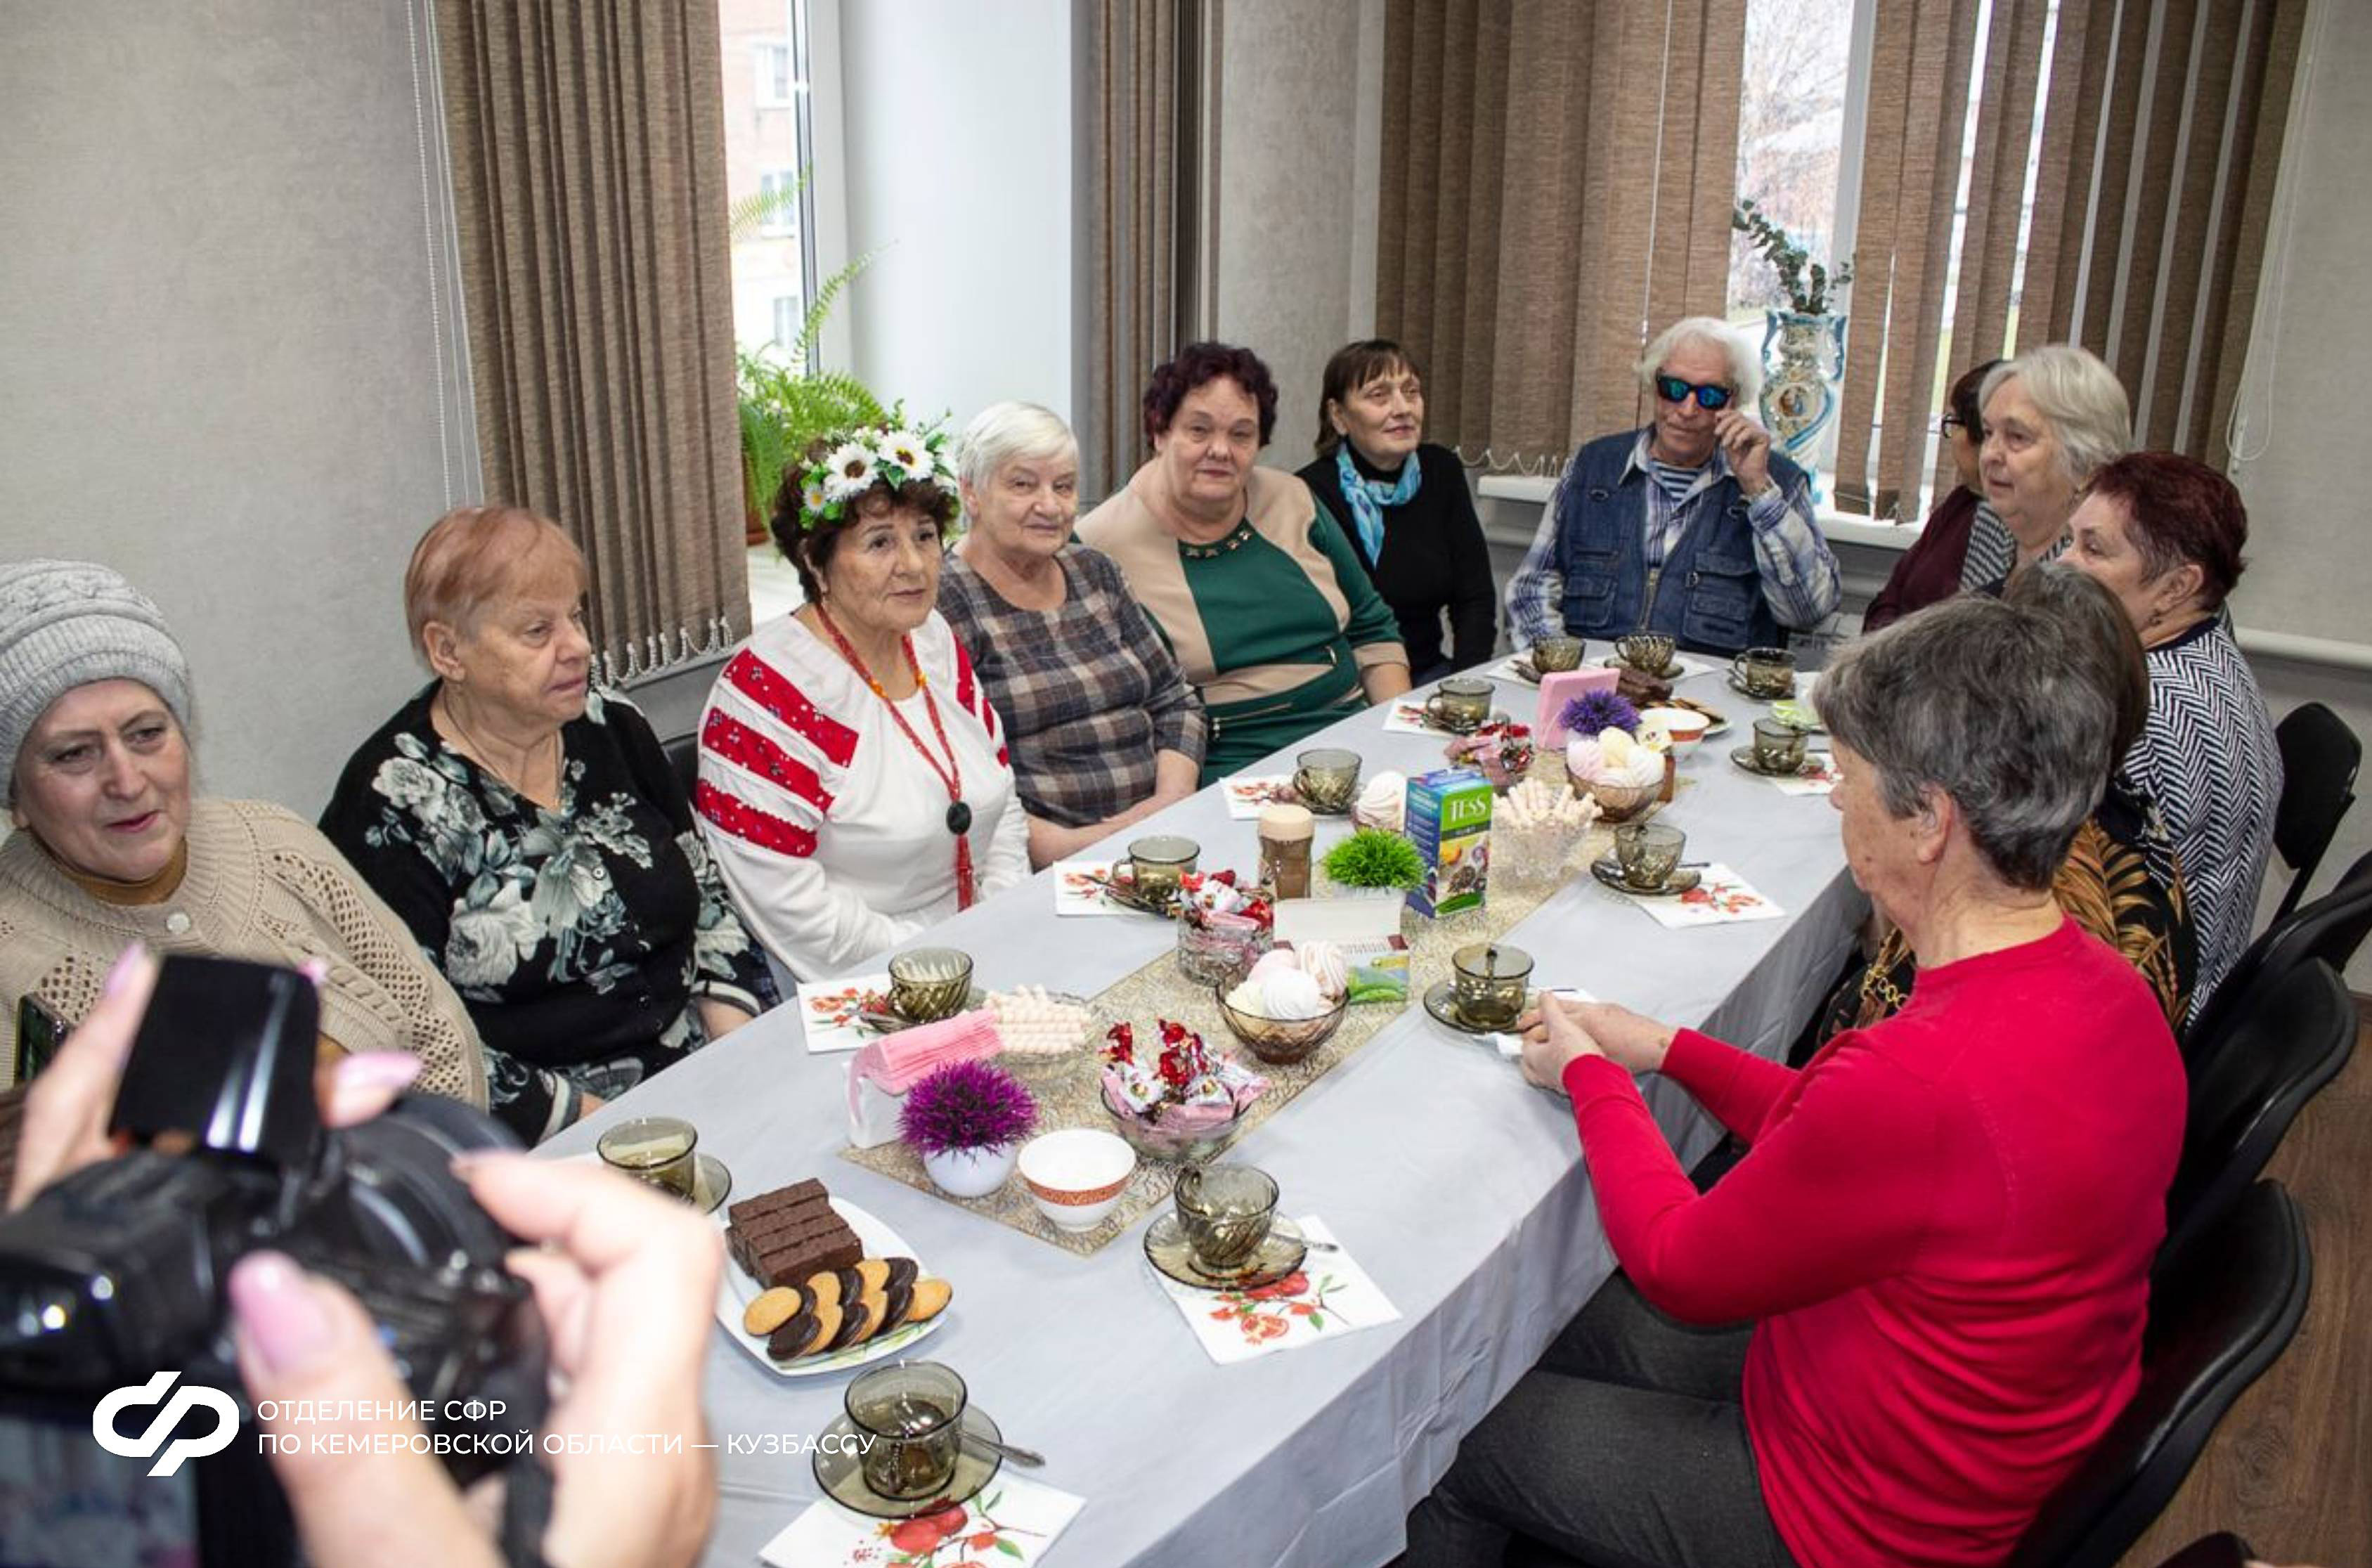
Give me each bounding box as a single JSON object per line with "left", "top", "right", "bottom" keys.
{"left": 898, "top": 1058, "right": 1038, "bottom": 1156}
{"left": 1559, "top": 689, "right": 1640, "bottom": 737}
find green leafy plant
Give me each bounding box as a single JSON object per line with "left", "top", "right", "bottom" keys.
{"left": 730, "top": 170, "right": 883, "bottom": 536}
{"left": 1732, "top": 198, "right": 1852, "bottom": 316}
{"left": 1321, "top": 829, "right": 1427, "bottom": 891}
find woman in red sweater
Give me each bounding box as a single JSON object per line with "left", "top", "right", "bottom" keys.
{"left": 1405, "top": 595, "right": 2186, "bottom": 1568}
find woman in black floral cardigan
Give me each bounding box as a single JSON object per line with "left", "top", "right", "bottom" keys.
{"left": 323, "top": 507, "right": 770, "bottom": 1142}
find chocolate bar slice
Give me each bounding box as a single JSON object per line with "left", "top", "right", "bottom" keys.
{"left": 750, "top": 1229, "right": 862, "bottom": 1290}
{"left": 729, "top": 1213, "right": 855, "bottom": 1279}
{"left": 725, "top": 1178, "right": 827, "bottom": 1231}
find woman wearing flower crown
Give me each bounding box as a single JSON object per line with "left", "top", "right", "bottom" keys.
{"left": 694, "top": 419, "right": 1030, "bottom": 978}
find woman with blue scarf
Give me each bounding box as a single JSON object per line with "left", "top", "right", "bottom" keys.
{"left": 1297, "top": 340, "right": 1498, "bottom": 682}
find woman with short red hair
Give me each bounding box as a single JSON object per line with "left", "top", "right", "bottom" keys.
{"left": 2061, "top": 451, "right": 2279, "bottom": 1018}
{"left": 323, "top": 506, "right": 769, "bottom": 1143}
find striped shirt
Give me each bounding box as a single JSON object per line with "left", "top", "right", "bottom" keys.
{"left": 2118, "top": 610, "right": 2282, "bottom": 1019}
{"left": 1507, "top": 431, "right": 1841, "bottom": 647}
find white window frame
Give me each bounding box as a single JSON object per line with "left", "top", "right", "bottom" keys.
{"left": 771, "top": 293, "right": 805, "bottom": 352}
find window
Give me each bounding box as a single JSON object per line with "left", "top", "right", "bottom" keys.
{"left": 772, "top": 294, "right": 804, "bottom": 353}
{"left": 753, "top": 41, "right": 796, "bottom": 108}
{"left": 758, "top": 168, "right": 801, "bottom": 238}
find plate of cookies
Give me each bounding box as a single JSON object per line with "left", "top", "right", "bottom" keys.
{"left": 715, "top": 1177, "right": 954, "bottom": 1377}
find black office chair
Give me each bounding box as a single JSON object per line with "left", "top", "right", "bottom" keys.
{"left": 663, "top": 731, "right": 700, "bottom": 802}
{"left": 2006, "top": 1180, "right": 2312, "bottom": 1568}
{"left": 2181, "top": 848, "right": 2372, "bottom": 1069}
{"left": 2150, "top": 1533, "right": 2255, "bottom": 1568}
{"left": 2270, "top": 703, "right": 2360, "bottom": 922}
{"left": 2166, "top": 959, "right": 2354, "bottom": 1257}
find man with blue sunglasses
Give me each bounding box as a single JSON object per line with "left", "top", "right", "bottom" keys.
{"left": 1506, "top": 317, "right": 1840, "bottom": 659}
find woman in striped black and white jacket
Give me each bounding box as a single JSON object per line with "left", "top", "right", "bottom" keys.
{"left": 2062, "top": 451, "right": 2281, "bottom": 1021}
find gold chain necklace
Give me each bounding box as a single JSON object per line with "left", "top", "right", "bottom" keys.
{"left": 439, "top": 689, "right": 560, "bottom": 800}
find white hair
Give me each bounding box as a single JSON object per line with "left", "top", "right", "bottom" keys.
{"left": 1981, "top": 344, "right": 2131, "bottom": 484}
{"left": 955, "top": 401, "right": 1079, "bottom": 495}
{"left": 1635, "top": 316, "right": 1761, "bottom": 410}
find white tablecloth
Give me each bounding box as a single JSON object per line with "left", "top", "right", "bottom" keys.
{"left": 545, "top": 661, "right": 1868, "bottom": 1567}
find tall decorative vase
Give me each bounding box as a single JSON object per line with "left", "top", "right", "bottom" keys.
{"left": 1760, "top": 311, "right": 1847, "bottom": 503}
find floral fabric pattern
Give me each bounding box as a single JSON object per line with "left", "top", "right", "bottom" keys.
{"left": 323, "top": 685, "right": 769, "bottom": 1141}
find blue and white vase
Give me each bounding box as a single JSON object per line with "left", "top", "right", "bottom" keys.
{"left": 1760, "top": 310, "right": 1848, "bottom": 503}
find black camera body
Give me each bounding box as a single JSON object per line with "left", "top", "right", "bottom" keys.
{"left": 0, "top": 957, "right": 551, "bottom": 1566}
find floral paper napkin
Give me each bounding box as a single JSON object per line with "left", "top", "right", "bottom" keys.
{"left": 759, "top": 1473, "right": 1085, "bottom": 1568}
{"left": 796, "top": 975, "right": 890, "bottom": 1054}
{"left": 1222, "top": 775, "right": 1295, "bottom": 819}
{"left": 1612, "top": 864, "right": 1787, "bottom": 929}
{"left": 1052, "top": 859, "right": 1118, "bottom": 917}
{"left": 1765, "top": 753, "right": 1837, "bottom": 796}
{"left": 1378, "top": 697, "right": 1440, "bottom": 736}
{"left": 1154, "top": 1216, "right": 1401, "bottom": 1364}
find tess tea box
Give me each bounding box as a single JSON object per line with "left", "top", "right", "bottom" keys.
{"left": 1405, "top": 766, "right": 1493, "bottom": 919}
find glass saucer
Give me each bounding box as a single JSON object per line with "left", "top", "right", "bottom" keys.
{"left": 1728, "top": 746, "right": 1816, "bottom": 779}
{"left": 1422, "top": 980, "right": 1529, "bottom": 1038}
{"left": 1096, "top": 873, "right": 1181, "bottom": 917}
{"left": 1725, "top": 672, "right": 1795, "bottom": 702}
{"left": 812, "top": 1404, "right": 1004, "bottom": 1521}
{"left": 1143, "top": 1212, "right": 1308, "bottom": 1291}
{"left": 687, "top": 1154, "right": 733, "bottom": 1214}
{"left": 1588, "top": 856, "right": 1702, "bottom": 898}
{"left": 1422, "top": 707, "right": 1509, "bottom": 737}
{"left": 858, "top": 987, "right": 990, "bottom": 1034}
{"left": 1602, "top": 655, "right": 1684, "bottom": 681}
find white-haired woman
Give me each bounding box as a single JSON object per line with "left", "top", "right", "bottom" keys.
{"left": 1976, "top": 343, "right": 2131, "bottom": 585}
{"left": 937, "top": 402, "right": 1205, "bottom": 867}
{"left": 1506, "top": 316, "right": 1840, "bottom": 657}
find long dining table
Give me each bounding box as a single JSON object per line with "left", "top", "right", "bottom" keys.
{"left": 545, "top": 654, "right": 1869, "bottom": 1567}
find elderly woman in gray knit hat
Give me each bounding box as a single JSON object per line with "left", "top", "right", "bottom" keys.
{"left": 0, "top": 560, "right": 486, "bottom": 1108}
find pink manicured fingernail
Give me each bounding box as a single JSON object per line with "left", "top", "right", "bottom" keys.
{"left": 103, "top": 944, "right": 148, "bottom": 999}
{"left": 298, "top": 957, "right": 331, "bottom": 987}
{"left": 228, "top": 1253, "right": 338, "bottom": 1375}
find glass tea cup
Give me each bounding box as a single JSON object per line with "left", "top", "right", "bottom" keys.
{"left": 1291, "top": 749, "right": 1363, "bottom": 815}
{"left": 1173, "top": 1162, "right": 1280, "bottom": 1273}
{"left": 847, "top": 1360, "right": 968, "bottom": 1501}
{"left": 1732, "top": 646, "right": 1796, "bottom": 698}
{"left": 1751, "top": 718, "right": 1808, "bottom": 774}
{"left": 1530, "top": 635, "right": 1586, "bottom": 673}
{"left": 1613, "top": 822, "right": 1686, "bottom": 890}
{"left": 1424, "top": 678, "right": 1495, "bottom": 733}
{"left": 596, "top": 1116, "right": 699, "bottom": 1201}
{"left": 1615, "top": 632, "right": 1677, "bottom": 677}
{"left": 888, "top": 947, "right": 976, "bottom": 1023}
{"left": 1127, "top": 834, "right": 1199, "bottom": 896}
{"left": 1451, "top": 942, "right": 1534, "bottom": 1029}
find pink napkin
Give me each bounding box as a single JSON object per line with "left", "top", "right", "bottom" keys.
{"left": 1536, "top": 668, "right": 1621, "bottom": 746}
{"left": 851, "top": 1008, "right": 1003, "bottom": 1095}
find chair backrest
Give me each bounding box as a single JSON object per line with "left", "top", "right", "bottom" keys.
{"left": 2271, "top": 702, "right": 2360, "bottom": 920}
{"left": 2007, "top": 1180, "right": 2311, "bottom": 1568}
{"left": 663, "top": 731, "right": 699, "bottom": 803}
{"left": 2182, "top": 849, "right": 2372, "bottom": 1066}
{"left": 2168, "top": 959, "right": 2354, "bottom": 1255}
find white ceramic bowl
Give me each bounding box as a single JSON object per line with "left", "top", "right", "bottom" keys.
{"left": 1640, "top": 706, "right": 1711, "bottom": 755}
{"left": 1017, "top": 1128, "right": 1138, "bottom": 1232}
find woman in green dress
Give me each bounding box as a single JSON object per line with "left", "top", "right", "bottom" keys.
{"left": 1077, "top": 342, "right": 1411, "bottom": 782}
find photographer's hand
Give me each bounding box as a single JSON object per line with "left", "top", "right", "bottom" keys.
{"left": 231, "top": 1158, "right": 721, "bottom": 1568}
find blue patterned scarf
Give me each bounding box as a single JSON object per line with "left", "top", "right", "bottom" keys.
{"left": 1335, "top": 443, "right": 1421, "bottom": 566}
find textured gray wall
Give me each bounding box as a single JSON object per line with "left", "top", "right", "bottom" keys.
{"left": 0, "top": 0, "right": 475, "bottom": 818}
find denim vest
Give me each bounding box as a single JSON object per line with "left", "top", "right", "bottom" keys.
{"left": 1551, "top": 429, "right": 1807, "bottom": 655}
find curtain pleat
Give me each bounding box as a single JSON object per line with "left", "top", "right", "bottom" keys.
{"left": 1080, "top": 0, "right": 1202, "bottom": 499}
{"left": 1377, "top": 0, "right": 1744, "bottom": 474}
{"left": 436, "top": 0, "right": 744, "bottom": 683}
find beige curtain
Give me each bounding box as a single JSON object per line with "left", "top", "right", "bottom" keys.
{"left": 1077, "top": 0, "right": 1210, "bottom": 499}
{"left": 1376, "top": 0, "right": 1746, "bottom": 474}
{"left": 1836, "top": 0, "right": 2305, "bottom": 515}
{"left": 436, "top": 0, "right": 748, "bottom": 682}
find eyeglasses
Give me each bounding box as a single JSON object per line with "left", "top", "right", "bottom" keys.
{"left": 1654, "top": 375, "right": 1732, "bottom": 411}
{"left": 1937, "top": 413, "right": 1975, "bottom": 438}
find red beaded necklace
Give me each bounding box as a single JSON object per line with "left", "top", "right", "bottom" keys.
{"left": 812, "top": 602, "right": 977, "bottom": 908}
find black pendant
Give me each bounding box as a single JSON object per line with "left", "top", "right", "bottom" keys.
{"left": 945, "top": 801, "right": 973, "bottom": 835}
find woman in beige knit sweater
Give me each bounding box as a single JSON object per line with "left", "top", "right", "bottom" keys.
{"left": 0, "top": 560, "right": 484, "bottom": 1106}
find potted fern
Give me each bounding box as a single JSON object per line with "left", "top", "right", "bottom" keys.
{"left": 730, "top": 169, "right": 882, "bottom": 544}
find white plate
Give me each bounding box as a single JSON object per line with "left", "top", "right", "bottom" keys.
{"left": 712, "top": 1196, "right": 946, "bottom": 1378}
